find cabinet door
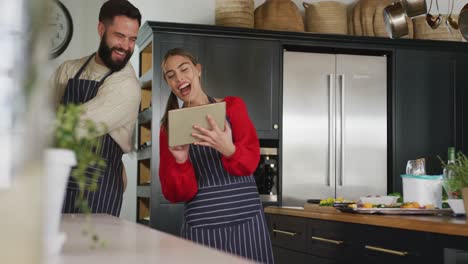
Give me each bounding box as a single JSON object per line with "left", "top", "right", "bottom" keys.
{"left": 202, "top": 37, "right": 280, "bottom": 139}
{"left": 393, "top": 49, "right": 455, "bottom": 192}
{"left": 150, "top": 33, "right": 204, "bottom": 235}
{"left": 455, "top": 53, "right": 468, "bottom": 156}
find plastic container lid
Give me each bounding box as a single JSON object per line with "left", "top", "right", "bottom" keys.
{"left": 400, "top": 174, "right": 443, "bottom": 180}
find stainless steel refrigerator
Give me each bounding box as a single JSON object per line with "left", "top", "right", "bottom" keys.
{"left": 282, "top": 51, "right": 387, "bottom": 206}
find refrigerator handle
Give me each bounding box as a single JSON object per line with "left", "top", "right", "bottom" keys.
{"left": 328, "top": 74, "right": 333, "bottom": 187}
{"left": 339, "top": 74, "right": 345, "bottom": 187}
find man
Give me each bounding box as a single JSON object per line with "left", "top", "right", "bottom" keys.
{"left": 51, "top": 0, "right": 141, "bottom": 216}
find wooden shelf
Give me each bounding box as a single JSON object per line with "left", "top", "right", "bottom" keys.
{"left": 140, "top": 89, "right": 152, "bottom": 112}
{"left": 140, "top": 42, "right": 153, "bottom": 77}
{"left": 138, "top": 159, "right": 151, "bottom": 185}
{"left": 137, "top": 147, "right": 152, "bottom": 160}
{"left": 138, "top": 123, "right": 151, "bottom": 146}
{"left": 137, "top": 197, "right": 150, "bottom": 224}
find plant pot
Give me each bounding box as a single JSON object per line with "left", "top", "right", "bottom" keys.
{"left": 446, "top": 199, "right": 466, "bottom": 215}
{"left": 463, "top": 188, "right": 468, "bottom": 215}
{"left": 43, "top": 148, "right": 76, "bottom": 256}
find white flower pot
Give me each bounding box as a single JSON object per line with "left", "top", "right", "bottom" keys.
{"left": 43, "top": 148, "right": 76, "bottom": 256}
{"left": 446, "top": 199, "right": 466, "bottom": 215}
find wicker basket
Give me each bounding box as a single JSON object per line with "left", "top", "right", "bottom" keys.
{"left": 254, "top": 0, "right": 304, "bottom": 32}
{"left": 413, "top": 15, "right": 462, "bottom": 41}
{"left": 348, "top": 3, "right": 354, "bottom": 35}
{"left": 353, "top": 1, "right": 363, "bottom": 36}
{"left": 361, "top": 0, "right": 381, "bottom": 36}
{"left": 215, "top": 0, "right": 254, "bottom": 28}
{"left": 303, "top": 1, "right": 347, "bottom": 35}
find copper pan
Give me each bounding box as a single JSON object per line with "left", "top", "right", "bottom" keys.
{"left": 384, "top": 1, "right": 409, "bottom": 38}
{"left": 459, "top": 3, "right": 468, "bottom": 40}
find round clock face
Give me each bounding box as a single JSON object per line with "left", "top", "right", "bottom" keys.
{"left": 49, "top": 0, "right": 73, "bottom": 59}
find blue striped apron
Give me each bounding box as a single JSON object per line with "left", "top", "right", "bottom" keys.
{"left": 60, "top": 53, "right": 124, "bottom": 216}
{"left": 182, "top": 97, "right": 274, "bottom": 264}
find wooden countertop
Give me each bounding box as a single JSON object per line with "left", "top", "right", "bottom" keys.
{"left": 46, "top": 214, "right": 253, "bottom": 264}
{"left": 265, "top": 206, "right": 468, "bottom": 237}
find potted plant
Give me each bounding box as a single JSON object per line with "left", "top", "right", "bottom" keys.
{"left": 45, "top": 104, "right": 106, "bottom": 254}
{"left": 440, "top": 151, "right": 468, "bottom": 215}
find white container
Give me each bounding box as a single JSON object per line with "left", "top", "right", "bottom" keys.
{"left": 360, "top": 196, "right": 399, "bottom": 205}
{"left": 401, "top": 174, "right": 443, "bottom": 208}
{"left": 446, "top": 199, "right": 466, "bottom": 215}
{"left": 43, "top": 148, "right": 76, "bottom": 256}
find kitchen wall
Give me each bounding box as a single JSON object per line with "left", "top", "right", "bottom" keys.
{"left": 50, "top": 0, "right": 468, "bottom": 222}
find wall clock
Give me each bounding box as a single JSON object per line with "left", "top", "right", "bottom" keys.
{"left": 49, "top": 0, "right": 73, "bottom": 59}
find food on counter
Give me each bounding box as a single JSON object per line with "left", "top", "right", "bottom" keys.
{"left": 319, "top": 197, "right": 355, "bottom": 206}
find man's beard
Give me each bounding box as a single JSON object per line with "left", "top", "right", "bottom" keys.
{"left": 98, "top": 33, "right": 133, "bottom": 72}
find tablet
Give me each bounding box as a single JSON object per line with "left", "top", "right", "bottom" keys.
{"left": 168, "top": 102, "right": 226, "bottom": 147}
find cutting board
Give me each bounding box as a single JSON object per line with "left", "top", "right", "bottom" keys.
{"left": 303, "top": 203, "right": 340, "bottom": 213}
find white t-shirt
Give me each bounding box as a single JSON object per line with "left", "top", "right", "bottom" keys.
{"left": 52, "top": 54, "right": 141, "bottom": 153}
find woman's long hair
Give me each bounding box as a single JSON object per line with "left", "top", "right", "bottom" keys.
{"left": 160, "top": 48, "right": 199, "bottom": 131}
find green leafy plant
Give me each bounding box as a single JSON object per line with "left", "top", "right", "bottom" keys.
{"left": 440, "top": 152, "right": 468, "bottom": 199}
{"left": 53, "top": 104, "right": 107, "bottom": 247}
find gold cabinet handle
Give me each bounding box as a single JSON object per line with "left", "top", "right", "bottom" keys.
{"left": 273, "top": 229, "right": 297, "bottom": 236}
{"left": 365, "top": 245, "right": 409, "bottom": 256}
{"left": 311, "top": 236, "right": 344, "bottom": 245}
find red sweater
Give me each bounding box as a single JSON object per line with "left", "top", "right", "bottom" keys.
{"left": 159, "top": 96, "right": 260, "bottom": 203}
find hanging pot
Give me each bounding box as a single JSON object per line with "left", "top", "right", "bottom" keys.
{"left": 459, "top": 4, "right": 468, "bottom": 40}
{"left": 383, "top": 1, "right": 409, "bottom": 38}
{"left": 403, "top": 0, "right": 427, "bottom": 18}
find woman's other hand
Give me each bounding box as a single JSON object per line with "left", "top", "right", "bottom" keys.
{"left": 169, "top": 144, "right": 190, "bottom": 163}
{"left": 192, "top": 115, "right": 236, "bottom": 157}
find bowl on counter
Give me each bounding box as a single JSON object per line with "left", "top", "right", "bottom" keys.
{"left": 359, "top": 196, "right": 399, "bottom": 205}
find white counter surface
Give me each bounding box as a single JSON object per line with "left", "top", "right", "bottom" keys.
{"left": 46, "top": 214, "right": 254, "bottom": 264}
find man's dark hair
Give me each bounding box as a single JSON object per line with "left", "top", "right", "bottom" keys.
{"left": 99, "top": 0, "right": 142, "bottom": 27}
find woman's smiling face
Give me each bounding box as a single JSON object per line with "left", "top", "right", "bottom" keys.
{"left": 163, "top": 55, "right": 203, "bottom": 104}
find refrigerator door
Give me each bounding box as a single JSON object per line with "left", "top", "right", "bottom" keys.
{"left": 335, "top": 54, "right": 387, "bottom": 200}
{"left": 282, "top": 51, "right": 336, "bottom": 206}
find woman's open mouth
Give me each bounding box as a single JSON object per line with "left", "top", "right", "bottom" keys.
{"left": 178, "top": 82, "right": 191, "bottom": 96}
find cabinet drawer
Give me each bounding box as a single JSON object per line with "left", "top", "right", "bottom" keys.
{"left": 267, "top": 214, "right": 307, "bottom": 252}
{"left": 273, "top": 246, "right": 334, "bottom": 264}
{"left": 356, "top": 225, "right": 442, "bottom": 264}
{"left": 308, "top": 219, "right": 351, "bottom": 260}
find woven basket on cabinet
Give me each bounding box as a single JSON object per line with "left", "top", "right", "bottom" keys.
{"left": 303, "top": 1, "right": 347, "bottom": 35}
{"left": 215, "top": 0, "right": 254, "bottom": 28}
{"left": 254, "top": 0, "right": 305, "bottom": 32}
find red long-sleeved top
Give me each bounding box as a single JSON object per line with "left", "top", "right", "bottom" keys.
{"left": 159, "top": 96, "right": 260, "bottom": 203}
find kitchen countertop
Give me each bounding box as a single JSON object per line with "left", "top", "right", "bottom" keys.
{"left": 46, "top": 214, "right": 253, "bottom": 264}
{"left": 265, "top": 206, "right": 468, "bottom": 237}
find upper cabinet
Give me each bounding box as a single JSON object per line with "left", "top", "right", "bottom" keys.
{"left": 152, "top": 33, "right": 281, "bottom": 139}
{"left": 393, "top": 49, "right": 456, "bottom": 191}
{"left": 202, "top": 37, "right": 281, "bottom": 139}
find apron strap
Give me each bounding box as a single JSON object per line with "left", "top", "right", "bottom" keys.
{"left": 97, "top": 70, "right": 114, "bottom": 87}
{"left": 73, "top": 52, "right": 114, "bottom": 87}
{"left": 73, "top": 53, "right": 96, "bottom": 79}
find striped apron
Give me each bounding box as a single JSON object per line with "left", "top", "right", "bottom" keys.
{"left": 182, "top": 97, "right": 274, "bottom": 264}
{"left": 60, "top": 53, "right": 124, "bottom": 217}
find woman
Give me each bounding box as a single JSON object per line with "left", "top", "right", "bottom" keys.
{"left": 159, "top": 48, "right": 274, "bottom": 264}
